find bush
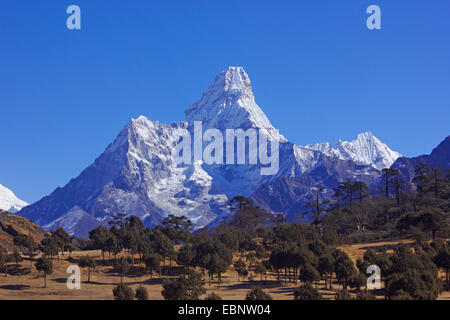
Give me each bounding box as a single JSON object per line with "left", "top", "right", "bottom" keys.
{"left": 335, "top": 290, "right": 353, "bottom": 300}
{"left": 355, "top": 291, "right": 375, "bottom": 300}
{"left": 390, "top": 289, "right": 413, "bottom": 300}
{"left": 113, "top": 284, "right": 134, "bottom": 300}
{"left": 135, "top": 286, "right": 149, "bottom": 300}
{"left": 245, "top": 287, "right": 272, "bottom": 300}
{"left": 204, "top": 292, "right": 223, "bottom": 300}
{"left": 162, "top": 272, "right": 205, "bottom": 300}
{"left": 294, "top": 283, "right": 322, "bottom": 300}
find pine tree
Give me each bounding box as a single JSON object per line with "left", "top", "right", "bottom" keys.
{"left": 79, "top": 256, "right": 96, "bottom": 283}
{"left": 115, "top": 257, "right": 130, "bottom": 284}
{"left": 35, "top": 257, "right": 53, "bottom": 288}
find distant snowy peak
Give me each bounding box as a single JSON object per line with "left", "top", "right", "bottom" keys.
{"left": 185, "top": 66, "right": 286, "bottom": 142}
{"left": 0, "top": 183, "right": 28, "bottom": 213}
{"left": 305, "top": 132, "right": 402, "bottom": 170}
{"left": 338, "top": 132, "right": 402, "bottom": 170}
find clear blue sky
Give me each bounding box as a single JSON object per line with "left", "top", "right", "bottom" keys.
{"left": 1, "top": 1, "right": 449, "bottom": 203}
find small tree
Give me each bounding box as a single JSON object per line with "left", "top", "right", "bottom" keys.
{"left": 24, "top": 246, "right": 38, "bottom": 271}
{"left": 177, "top": 245, "right": 196, "bottom": 275}
{"left": 245, "top": 287, "right": 273, "bottom": 300}
{"left": 12, "top": 249, "right": 22, "bottom": 270}
{"left": 89, "top": 226, "right": 112, "bottom": 262}
{"left": 254, "top": 263, "right": 266, "bottom": 282}
{"left": 135, "top": 286, "right": 149, "bottom": 300}
{"left": 144, "top": 253, "right": 162, "bottom": 278}
{"left": 299, "top": 263, "right": 320, "bottom": 285}
{"left": 334, "top": 252, "right": 356, "bottom": 290}
{"left": 206, "top": 254, "right": 229, "bottom": 288}
{"left": 79, "top": 256, "right": 96, "bottom": 283}
{"left": 246, "top": 252, "right": 256, "bottom": 270}
{"left": 35, "top": 257, "right": 53, "bottom": 288}
{"left": 67, "top": 243, "right": 76, "bottom": 259}
{"left": 0, "top": 246, "right": 8, "bottom": 277}
{"left": 234, "top": 259, "right": 248, "bottom": 284}
{"left": 115, "top": 257, "right": 130, "bottom": 284}
{"left": 113, "top": 284, "right": 134, "bottom": 300}
{"left": 318, "top": 252, "right": 335, "bottom": 289}
{"left": 40, "top": 235, "right": 59, "bottom": 260}
{"left": 52, "top": 227, "right": 70, "bottom": 256}
{"left": 13, "top": 234, "right": 37, "bottom": 270}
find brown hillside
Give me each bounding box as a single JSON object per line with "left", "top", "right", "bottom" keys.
{"left": 0, "top": 210, "right": 47, "bottom": 250}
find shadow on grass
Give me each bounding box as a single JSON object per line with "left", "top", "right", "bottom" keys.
{"left": 103, "top": 268, "right": 144, "bottom": 279}
{"left": 51, "top": 277, "right": 68, "bottom": 284}
{"left": 223, "top": 280, "right": 284, "bottom": 291}
{"left": 0, "top": 284, "right": 31, "bottom": 290}
{"left": 82, "top": 275, "right": 163, "bottom": 286}
{"left": 7, "top": 267, "right": 31, "bottom": 276}
{"left": 142, "top": 277, "right": 164, "bottom": 285}
{"left": 268, "top": 287, "right": 296, "bottom": 296}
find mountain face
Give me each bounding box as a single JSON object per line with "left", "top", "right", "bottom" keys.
{"left": 18, "top": 66, "right": 400, "bottom": 237}
{"left": 19, "top": 118, "right": 228, "bottom": 231}
{"left": 304, "top": 131, "right": 402, "bottom": 170}
{"left": 0, "top": 183, "right": 28, "bottom": 213}
{"left": 391, "top": 135, "right": 450, "bottom": 184}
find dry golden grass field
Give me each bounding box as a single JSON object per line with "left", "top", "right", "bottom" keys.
{"left": 0, "top": 240, "right": 449, "bottom": 300}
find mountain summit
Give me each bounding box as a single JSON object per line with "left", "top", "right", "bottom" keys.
{"left": 18, "top": 67, "right": 401, "bottom": 237}
{"left": 305, "top": 131, "right": 402, "bottom": 170}
{"left": 185, "top": 66, "right": 285, "bottom": 142}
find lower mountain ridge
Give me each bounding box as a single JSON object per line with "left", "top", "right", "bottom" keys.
{"left": 0, "top": 210, "right": 47, "bottom": 250}
{"left": 391, "top": 135, "right": 450, "bottom": 185}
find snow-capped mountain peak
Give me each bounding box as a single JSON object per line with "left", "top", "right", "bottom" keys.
{"left": 217, "top": 66, "right": 254, "bottom": 99}
{"left": 0, "top": 183, "right": 28, "bottom": 213}
{"left": 305, "top": 131, "right": 402, "bottom": 170}
{"left": 185, "top": 66, "right": 286, "bottom": 142}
